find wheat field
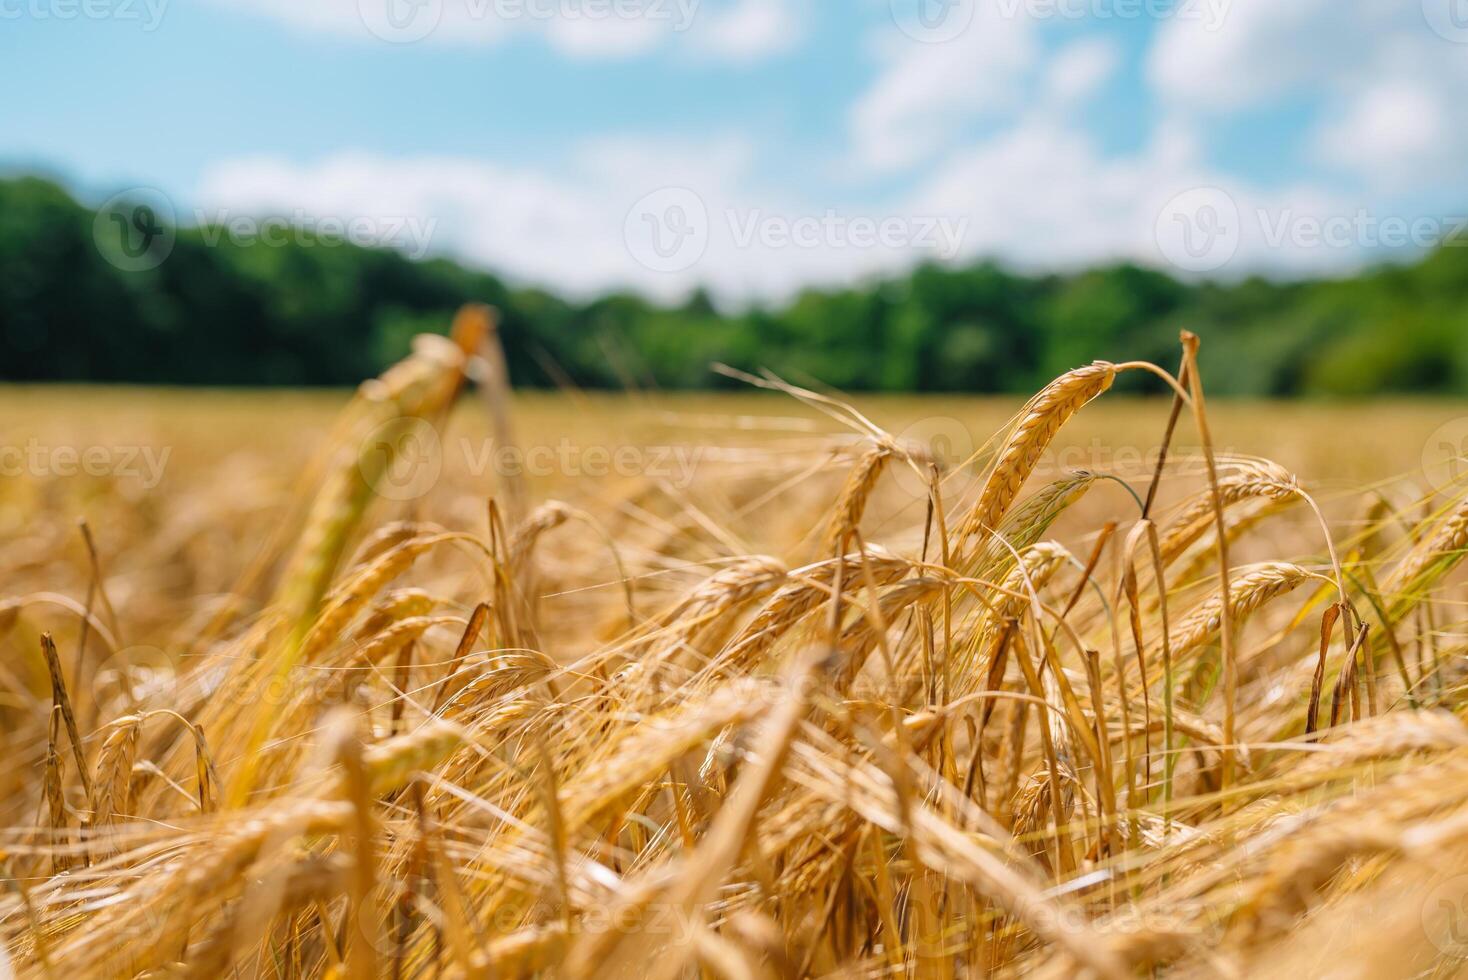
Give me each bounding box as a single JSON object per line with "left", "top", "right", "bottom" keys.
{"left": 5, "top": 309, "right": 1468, "bottom": 979}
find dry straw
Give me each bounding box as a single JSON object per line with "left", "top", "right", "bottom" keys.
{"left": 6, "top": 321, "right": 1468, "bottom": 979}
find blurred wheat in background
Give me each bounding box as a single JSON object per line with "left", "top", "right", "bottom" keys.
{"left": 4, "top": 310, "right": 1468, "bottom": 979}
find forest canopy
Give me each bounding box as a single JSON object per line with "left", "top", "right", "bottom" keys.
{"left": 5, "top": 176, "right": 1467, "bottom": 396}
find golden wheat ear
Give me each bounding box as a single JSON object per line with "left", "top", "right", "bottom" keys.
{"left": 957, "top": 361, "right": 1116, "bottom": 553}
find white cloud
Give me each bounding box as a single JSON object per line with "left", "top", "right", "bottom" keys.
{"left": 846, "top": 17, "right": 1123, "bottom": 174}
{"left": 185, "top": 4, "right": 1468, "bottom": 303}
{"left": 1147, "top": 0, "right": 1341, "bottom": 112}
{"left": 195, "top": 143, "right": 743, "bottom": 300}
{"left": 909, "top": 120, "right": 1187, "bottom": 268}
{"left": 875, "top": 2, "right": 1468, "bottom": 277}
{"left": 904, "top": 116, "right": 1382, "bottom": 278}
{"left": 1044, "top": 36, "right": 1120, "bottom": 105}
{"left": 541, "top": 16, "right": 672, "bottom": 58}
{"left": 1314, "top": 81, "right": 1447, "bottom": 187}
{"left": 1148, "top": 0, "right": 1468, "bottom": 186}
{"left": 193, "top": 115, "right": 1445, "bottom": 308}
{"left": 193, "top": 141, "right": 980, "bottom": 305}
{"left": 210, "top": 0, "right": 514, "bottom": 45}
{"left": 688, "top": 0, "right": 802, "bottom": 62}
{"left": 847, "top": 9, "right": 1039, "bottom": 173}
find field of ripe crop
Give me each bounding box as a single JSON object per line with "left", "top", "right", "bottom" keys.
{"left": 5, "top": 318, "right": 1468, "bottom": 978}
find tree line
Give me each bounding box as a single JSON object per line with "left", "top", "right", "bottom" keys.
{"left": 4, "top": 175, "right": 1467, "bottom": 395}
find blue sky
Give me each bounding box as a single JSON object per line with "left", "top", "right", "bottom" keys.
{"left": 5, "top": 0, "right": 1468, "bottom": 302}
